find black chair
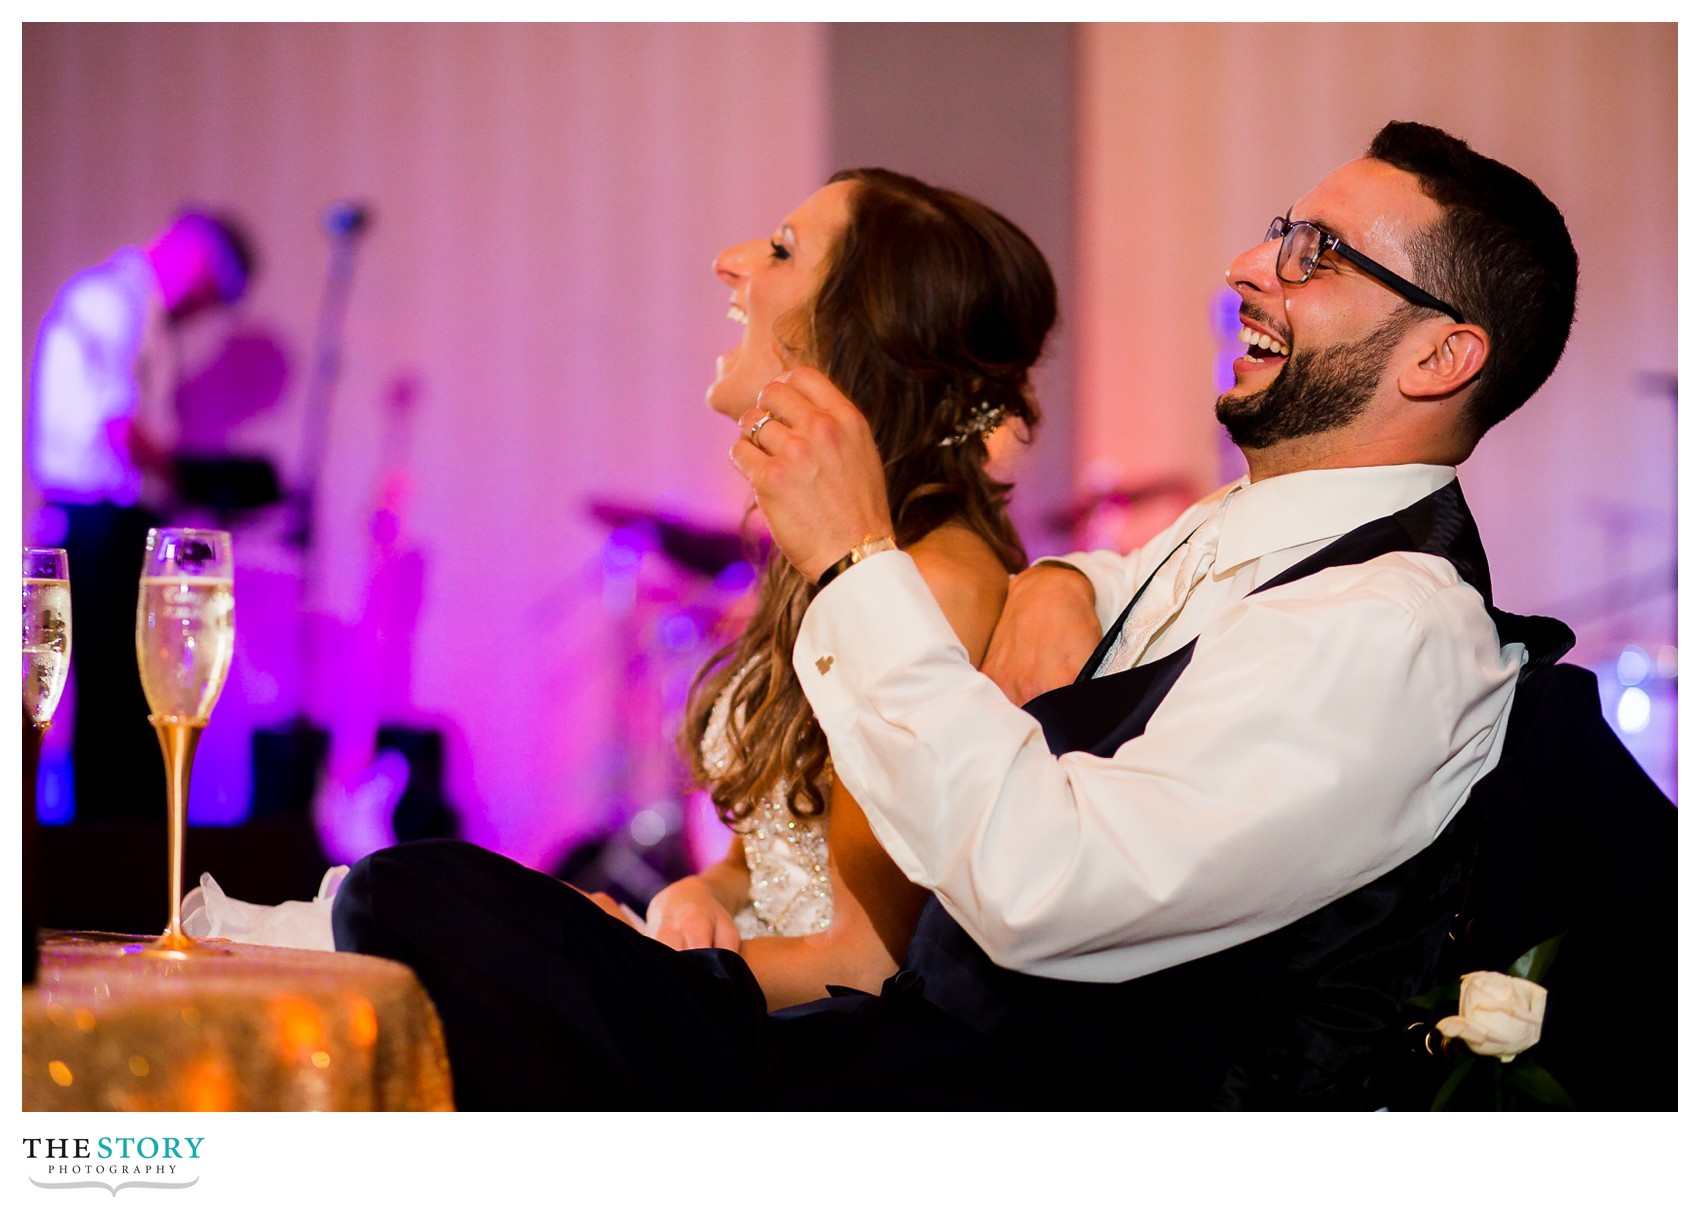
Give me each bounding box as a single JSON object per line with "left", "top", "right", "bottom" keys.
{"left": 1400, "top": 661, "right": 1677, "bottom": 1110}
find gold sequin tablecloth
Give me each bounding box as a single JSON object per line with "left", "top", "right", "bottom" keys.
{"left": 22, "top": 934, "right": 455, "bottom": 1111}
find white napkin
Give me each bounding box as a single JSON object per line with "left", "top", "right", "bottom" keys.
{"left": 181, "top": 866, "right": 349, "bottom": 951}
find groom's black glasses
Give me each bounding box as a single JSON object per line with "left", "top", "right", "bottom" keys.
{"left": 1266, "top": 216, "right": 1465, "bottom": 323}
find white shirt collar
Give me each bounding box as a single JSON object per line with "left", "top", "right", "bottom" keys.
{"left": 1213, "top": 463, "right": 1457, "bottom": 573}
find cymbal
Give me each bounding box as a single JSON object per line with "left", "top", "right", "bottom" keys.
{"left": 587, "top": 499, "right": 765, "bottom": 577}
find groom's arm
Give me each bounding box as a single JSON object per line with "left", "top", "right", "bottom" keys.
{"left": 729, "top": 366, "right": 1516, "bottom": 983}
{"left": 791, "top": 548, "right": 1518, "bottom": 983}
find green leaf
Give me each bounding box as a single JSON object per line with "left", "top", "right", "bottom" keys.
{"left": 1406, "top": 978, "right": 1461, "bottom": 1011}
{"left": 1430, "top": 1055, "right": 1478, "bottom": 1112}
{"left": 1504, "top": 1061, "right": 1576, "bottom": 1111}
{"left": 1509, "top": 931, "right": 1566, "bottom": 983}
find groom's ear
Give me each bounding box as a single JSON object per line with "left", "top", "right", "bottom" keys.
{"left": 1397, "top": 321, "right": 1488, "bottom": 401}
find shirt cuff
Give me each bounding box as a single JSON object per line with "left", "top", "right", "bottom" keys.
{"left": 793, "top": 549, "right": 968, "bottom": 733}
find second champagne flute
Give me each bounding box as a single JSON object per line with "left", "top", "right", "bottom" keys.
{"left": 134, "top": 528, "right": 234, "bottom": 954}
{"left": 24, "top": 547, "right": 71, "bottom": 982}
{"left": 23, "top": 547, "right": 73, "bottom": 732}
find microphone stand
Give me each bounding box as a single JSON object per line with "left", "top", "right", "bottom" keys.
{"left": 289, "top": 202, "right": 370, "bottom": 571}
{"left": 262, "top": 203, "right": 371, "bottom": 819}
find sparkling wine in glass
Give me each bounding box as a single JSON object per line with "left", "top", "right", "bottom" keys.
{"left": 135, "top": 528, "right": 234, "bottom": 954}
{"left": 23, "top": 548, "right": 72, "bottom": 729}
{"left": 24, "top": 548, "right": 70, "bottom": 980}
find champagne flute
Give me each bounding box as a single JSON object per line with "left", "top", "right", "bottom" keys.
{"left": 24, "top": 548, "right": 71, "bottom": 979}
{"left": 23, "top": 548, "right": 72, "bottom": 732}
{"left": 134, "top": 528, "right": 234, "bottom": 954}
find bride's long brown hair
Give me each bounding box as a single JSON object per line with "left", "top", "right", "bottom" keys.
{"left": 682, "top": 168, "right": 1058, "bottom": 825}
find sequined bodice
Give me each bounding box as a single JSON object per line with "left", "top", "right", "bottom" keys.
{"left": 699, "top": 668, "right": 833, "bottom": 939}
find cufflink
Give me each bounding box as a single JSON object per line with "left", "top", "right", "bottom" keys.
{"left": 815, "top": 655, "right": 834, "bottom": 675}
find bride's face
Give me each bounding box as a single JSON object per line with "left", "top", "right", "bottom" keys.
{"left": 705, "top": 180, "right": 854, "bottom": 420}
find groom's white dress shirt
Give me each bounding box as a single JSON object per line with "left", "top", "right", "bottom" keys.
{"left": 793, "top": 463, "right": 1525, "bottom": 983}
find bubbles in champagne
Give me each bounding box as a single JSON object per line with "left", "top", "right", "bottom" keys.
{"left": 134, "top": 577, "right": 235, "bottom": 723}
{"left": 22, "top": 577, "right": 71, "bottom": 725}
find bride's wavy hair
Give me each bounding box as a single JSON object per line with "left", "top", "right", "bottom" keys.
{"left": 681, "top": 167, "right": 1058, "bottom": 825}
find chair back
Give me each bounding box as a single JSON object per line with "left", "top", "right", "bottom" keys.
{"left": 1428, "top": 662, "right": 1677, "bottom": 1109}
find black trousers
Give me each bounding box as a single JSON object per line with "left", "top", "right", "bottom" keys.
{"left": 332, "top": 840, "right": 1037, "bottom": 1110}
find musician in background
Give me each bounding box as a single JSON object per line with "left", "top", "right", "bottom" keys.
{"left": 27, "top": 208, "right": 256, "bottom": 820}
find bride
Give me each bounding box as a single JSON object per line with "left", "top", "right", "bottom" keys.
{"left": 333, "top": 167, "right": 1059, "bottom": 1108}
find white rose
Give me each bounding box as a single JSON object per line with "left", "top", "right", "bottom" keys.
{"left": 1435, "top": 970, "right": 1548, "bottom": 1063}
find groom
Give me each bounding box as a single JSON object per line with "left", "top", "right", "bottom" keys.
{"left": 733, "top": 121, "right": 1580, "bottom": 1106}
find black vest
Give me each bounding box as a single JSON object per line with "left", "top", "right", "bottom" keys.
{"left": 900, "top": 479, "right": 1573, "bottom": 1109}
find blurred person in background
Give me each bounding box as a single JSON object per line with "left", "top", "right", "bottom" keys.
{"left": 27, "top": 208, "right": 255, "bottom": 821}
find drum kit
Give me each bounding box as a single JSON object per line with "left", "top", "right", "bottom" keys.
{"left": 549, "top": 499, "right": 767, "bottom": 905}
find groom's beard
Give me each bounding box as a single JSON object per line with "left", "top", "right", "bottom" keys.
{"left": 1216, "top": 312, "right": 1410, "bottom": 450}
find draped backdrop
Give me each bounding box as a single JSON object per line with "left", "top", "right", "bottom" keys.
{"left": 20, "top": 23, "right": 1676, "bottom": 873}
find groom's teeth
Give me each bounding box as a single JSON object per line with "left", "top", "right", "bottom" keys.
{"left": 1238, "top": 325, "right": 1289, "bottom": 357}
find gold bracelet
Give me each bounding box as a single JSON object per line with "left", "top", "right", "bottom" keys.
{"left": 815, "top": 535, "right": 896, "bottom": 590}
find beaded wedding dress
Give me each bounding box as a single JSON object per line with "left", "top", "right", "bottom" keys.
{"left": 699, "top": 668, "right": 833, "bottom": 939}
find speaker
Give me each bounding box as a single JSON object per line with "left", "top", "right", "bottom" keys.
{"left": 375, "top": 725, "right": 460, "bottom": 842}
{"left": 250, "top": 719, "right": 330, "bottom": 818}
